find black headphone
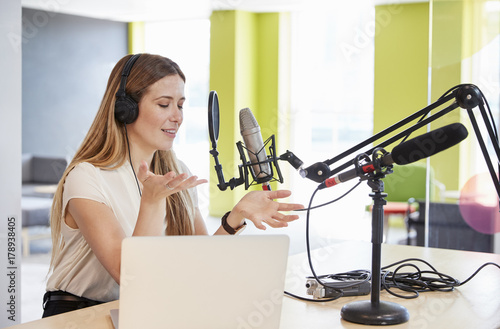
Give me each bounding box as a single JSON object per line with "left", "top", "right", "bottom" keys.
{"left": 114, "top": 54, "right": 142, "bottom": 124}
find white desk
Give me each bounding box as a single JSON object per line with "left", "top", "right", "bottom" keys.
{"left": 281, "top": 240, "right": 500, "bottom": 328}
{"left": 7, "top": 241, "right": 500, "bottom": 328}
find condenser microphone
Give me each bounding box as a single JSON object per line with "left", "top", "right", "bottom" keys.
{"left": 319, "top": 123, "right": 469, "bottom": 189}
{"left": 239, "top": 108, "right": 273, "bottom": 190}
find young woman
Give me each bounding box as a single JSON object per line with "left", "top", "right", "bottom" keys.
{"left": 42, "top": 53, "right": 303, "bottom": 317}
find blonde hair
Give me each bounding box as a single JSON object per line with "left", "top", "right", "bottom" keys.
{"left": 49, "top": 54, "right": 195, "bottom": 272}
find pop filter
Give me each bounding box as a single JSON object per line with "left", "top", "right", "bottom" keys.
{"left": 208, "top": 90, "right": 220, "bottom": 149}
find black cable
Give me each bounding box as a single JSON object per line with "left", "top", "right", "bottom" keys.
{"left": 400, "top": 110, "right": 429, "bottom": 144}
{"left": 285, "top": 186, "right": 346, "bottom": 302}
{"left": 285, "top": 177, "right": 500, "bottom": 302}
{"left": 437, "top": 84, "right": 498, "bottom": 141}
{"left": 454, "top": 262, "right": 500, "bottom": 286}
{"left": 438, "top": 84, "right": 462, "bottom": 100}
{"left": 284, "top": 291, "right": 342, "bottom": 302}
{"left": 437, "top": 84, "right": 498, "bottom": 140}
{"left": 482, "top": 93, "right": 499, "bottom": 140}
{"left": 380, "top": 258, "right": 500, "bottom": 299}
{"left": 124, "top": 123, "right": 142, "bottom": 197}
{"left": 294, "top": 181, "right": 362, "bottom": 211}
{"left": 401, "top": 84, "right": 463, "bottom": 144}
{"left": 304, "top": 187, "right": 339, "bottom": 290}
{"left": 285, "top": 181, "right": 369, "bottom": 302}
{"left": 313, "top": 270, "right": 371, "bottom": 289}
{"left": 303, "top": 185, "right": 371, "bottom": 292}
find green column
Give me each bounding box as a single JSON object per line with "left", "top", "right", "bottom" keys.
{"left": 128, "top": 22, "right": 145, "bottom": 54}
{"left": 209, "top": 11, "right": 290, "bottom": 216}
{"left": 373, "top": 2, "right": 430, "bottom": 145}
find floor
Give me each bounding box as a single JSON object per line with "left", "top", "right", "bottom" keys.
{"left": 18, "top": 193, "right": 409, "bottom": 324}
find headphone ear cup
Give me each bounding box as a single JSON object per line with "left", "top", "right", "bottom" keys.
{"left": 115, "top": 95, "right": 139, "bottom": 124}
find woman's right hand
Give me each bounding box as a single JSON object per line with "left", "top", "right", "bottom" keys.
{"left": 133, "top": 160, "right": 207, "bottom": 237}
{"left": 137, "top": 160, "right": 207, "bottom": 204}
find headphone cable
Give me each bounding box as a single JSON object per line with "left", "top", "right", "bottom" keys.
{"left": 124, "top": 123, "right": 142, "bottom": 197}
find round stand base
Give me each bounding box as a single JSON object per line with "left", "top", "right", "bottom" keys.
{"left": 341, "top": 300, "right": 410, "bottom": 325}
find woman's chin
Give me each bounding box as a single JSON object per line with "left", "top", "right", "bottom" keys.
{"left": 156, "top": 143, "right": 174, "bottom": 152}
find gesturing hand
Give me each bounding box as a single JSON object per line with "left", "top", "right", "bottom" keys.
{"left": 231, "top": 190, "right": 304, "bottom": 230}
{"left": 136, "top": 160, "right": 207, "bottom": 203}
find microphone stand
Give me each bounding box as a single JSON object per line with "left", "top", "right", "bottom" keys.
{"left": 340, "top": 176, "right": 409, "bottom": 325}
{"left": 285, "top": 84, "right": 499, "bottom": 325}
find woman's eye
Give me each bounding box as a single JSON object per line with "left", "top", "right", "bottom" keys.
{"left": 159, "top": 104, "right": 169, "bottom": 108}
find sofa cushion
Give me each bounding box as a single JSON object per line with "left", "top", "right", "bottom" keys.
{"left": 30, "top": 155, "right": 67, "bottom": 184}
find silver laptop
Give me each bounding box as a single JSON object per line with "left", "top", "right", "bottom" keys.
{"left": 114, "top": 235, "right": 289, "bottom": 329}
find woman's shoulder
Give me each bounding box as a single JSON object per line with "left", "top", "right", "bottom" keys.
{"left": 74, "top": 161, "right": 97, "bottom": 170}
{"left": 64, "top": 162, "right": 100, "bottom": 188}
{"left": 70, "top": 161, "right": 127, "bottom": 175}
{"left": 62, "top": 162, "right": 113, "bottom": 210}
{"left": 68, "top": 162, "right": 100, "bottom": 178}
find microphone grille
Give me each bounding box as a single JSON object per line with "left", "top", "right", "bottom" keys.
{"left": 392, "top": 122, "right": 468, "bottom": 165}
{"left": 239, "top": 108, "right": 259, "bottom": 133}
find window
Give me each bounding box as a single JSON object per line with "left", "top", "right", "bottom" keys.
{"left": 145, "top": 19, "right": 211, "bottom": 212}
{"left": 289, "top": 2, "right": 376, "bottom": 242}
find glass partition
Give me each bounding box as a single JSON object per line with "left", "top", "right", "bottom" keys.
{"left": 427, "top": 0, "right": 500, "bottom": 252}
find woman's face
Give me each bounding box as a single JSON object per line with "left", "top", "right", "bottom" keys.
{"left": 128, "top": 74, "right": 185, "bottom": 154}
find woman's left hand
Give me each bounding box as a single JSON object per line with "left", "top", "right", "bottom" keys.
{"left": 229, "top": 190, "right": 304, "bottom": 230}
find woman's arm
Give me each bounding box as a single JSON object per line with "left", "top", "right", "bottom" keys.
{"left": 214, "top": 190, "right": 304, "bottom": 235}
{"left": 65, "top": 199, "right": 126, "bottom": 284}
{"left": 66, "top": 161, "right": 207, "bottom": 284}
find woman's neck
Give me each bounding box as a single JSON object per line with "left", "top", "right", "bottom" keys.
{"left": 127, "top": 142, "right": 155, "bottom": 175}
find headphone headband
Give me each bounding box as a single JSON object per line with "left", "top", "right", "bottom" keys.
{"left": 116, "top": 54, "right": 141, "bottom": 97}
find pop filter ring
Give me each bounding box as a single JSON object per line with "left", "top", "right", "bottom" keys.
{"left": 208, "top": 90, "right": 220, "bottom": 149}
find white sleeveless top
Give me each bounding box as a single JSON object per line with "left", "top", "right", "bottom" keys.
{"left": 46, "top": 161, "right": 194, "bottom": 302}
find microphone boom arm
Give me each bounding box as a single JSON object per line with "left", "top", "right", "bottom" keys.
{"left": 288, "top": 84, "right": 500, "bottom": 198}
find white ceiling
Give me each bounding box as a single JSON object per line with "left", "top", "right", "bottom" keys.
{"left": 21, "top": 0, "right": 305, "bottom": 22}
{"left": 20, "top": 0, "right": 434, "bottom": 22}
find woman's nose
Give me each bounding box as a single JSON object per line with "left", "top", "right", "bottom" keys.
{"left": 170, "top": 106, "right": 183, "bottom": 123}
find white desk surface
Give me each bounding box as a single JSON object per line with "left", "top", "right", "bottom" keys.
{"left": 7, "top": 240, "right": 500, "bottom": 329}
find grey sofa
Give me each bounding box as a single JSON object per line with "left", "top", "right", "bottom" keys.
{"left": 21, "top": 154, "right": 67, "bottom": 256}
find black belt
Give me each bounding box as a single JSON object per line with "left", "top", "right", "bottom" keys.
{"left": 47, "top": 294, "right": 85, "bottom": 302}
{"left": 43, "top": 291, "right": 102, "bottom": 308}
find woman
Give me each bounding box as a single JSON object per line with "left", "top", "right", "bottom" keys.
{"left": 42, "top": 53, "right": 303, "bottom": 317}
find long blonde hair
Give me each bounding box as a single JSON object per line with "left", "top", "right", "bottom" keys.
{"left": 49, "top": 54, "right": 195, "bottom": 272}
